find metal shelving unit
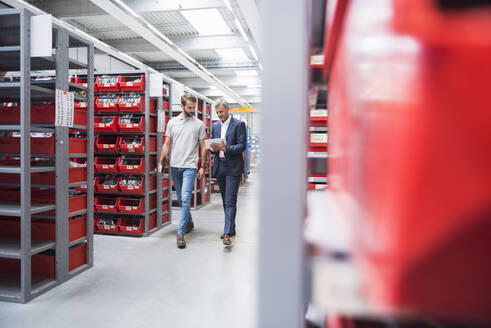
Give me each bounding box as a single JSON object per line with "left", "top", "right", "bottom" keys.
{"left": 0, "top": 8, "right": 94, "bottom": 303}
{"left": 92, "top": 70, "right": 170, "bottom": 237}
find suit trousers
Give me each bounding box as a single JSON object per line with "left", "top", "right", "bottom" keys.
{"left": 216, "top": 160, "right": 241, "bottom": 235}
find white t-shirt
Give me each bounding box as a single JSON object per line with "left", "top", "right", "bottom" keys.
{"left": 165, "top": 114, "right": 205, "bottom": 169}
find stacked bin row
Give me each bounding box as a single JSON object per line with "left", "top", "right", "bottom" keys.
{"left": 92, "top": 72, "right": 170, "bottom": 237}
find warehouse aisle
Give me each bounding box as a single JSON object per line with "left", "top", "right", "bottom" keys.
{"left": 0, "top": 175, "right": 258, "bottom": 328}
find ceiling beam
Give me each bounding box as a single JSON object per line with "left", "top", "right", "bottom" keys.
{"left": 27, "top": 0, "right": 231, "bottom": 19}
{"left": 106, "top": 34, "right": 250, "bottom": 54}
{"left": 221, "top": 96, "right": 262, "bottom": 104}
{"left": 153, "top": 60, "right": 257, "bottom": 71}
{"left": 237, "top": 0, "right": 262, "bottom": 52}
{"left": 89, "top": 0, "right": 249, "bottom": 106}
{"left": 176, "top": 76, "right": 261, "bottom": 88}
{"left": 197, "top": 87, "right": 261, "bottom": 97}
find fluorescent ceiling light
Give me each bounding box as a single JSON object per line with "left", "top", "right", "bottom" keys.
{"left": 224, "top": 0, "right": 233, "bottom": 11}
{"left": 181, "top": 9, "right": 231, "bottom": 35}
{"left": 215, "top": 48, "right": 249, "bottom": 61}
{"left": 248, "top": 45, "right": 258, "bottom": 61}
{"left": 235, "top": 70, "right": 258, "bottom": 77}
{"left": 234, "top": 19, "right": 248, "bottom": 41}
{"left": 249, "top": 84, "right": 262, "bottom": 88}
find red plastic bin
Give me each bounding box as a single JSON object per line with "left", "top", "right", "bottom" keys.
{"left": 117, "top": 95, "right": 144, "bottom": 112}
{"left": 162, "top": 202, "right": 169, "bottom": 213}
{"left": 0, "top": 136, "right": 86, "bottom": 155}
{"left": 69, "top": 242, "right": 87, "bottom": 272}
{"left": 118, "top": 116, "right": 156, "bottom": 133}
{"left": 118, "top": 175, "right": 156, "bottom": 194}
{"left": 162, "top": 213, "right": 169, "bottom": 224}
{"left": 94, "top": 157, "right": 118, "bottom": 173}
{"left": 162, "top": 178, "right": 169, "bottom": 188}
{"left": 74, "top": 101, "right": 88, "bottom": 110}
{"left": 0, "top": 104, "right": 87, "bottom": 126}
{"left": 118, "top": 213, "right": 156, "bottom": 235}
{"left": 95, "top": 96, "right": 119, "bottom": 112}
{"left": 95, "top": 176, "right": 120, "bottom": 193}
{"left": 0, "top": 164, "right": 86, "bottom": 185}
{"left": 95, "top": 75, "right": 121, "bottom": 92}
{"left": 118, "top": 136, "right": 156, "bottom": 153}
{"left": 117, "top": 157, "right": 155, "bottom": 174}
{"left": 119, "top": 74, "right": 145, "bottom": 92}
{"left": 94, "top": 196, "right": 118, "bottom": 213}
{"left": 117, "top": 194, "right": 156, "bottom": 214}
{"left": 94, "top": 116, "right": 120, "bottom": 132}
{"left": 95, "top": 136, "right": 120, "bottom": 153}
{"left": 95, "top": 215, "right": 119, "bottom": 233}
{"left": 38, "top": 194, "right": 87, "bottom": 216}
{"left": 31, "top": 216, "right": 87, "bottom": 242}
{"left": 163, "top": 100, "right": 169, "bottom": 110}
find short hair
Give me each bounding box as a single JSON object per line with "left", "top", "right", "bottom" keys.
{"left": 215, "top": 98, "right": 229, "bottom": 109}
{"left": 181, "top": 93, "right": 197, "bottom": 106}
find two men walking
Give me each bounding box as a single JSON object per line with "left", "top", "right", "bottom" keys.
{"left": 158, "top": 95, "right": 246, "bottom": 248}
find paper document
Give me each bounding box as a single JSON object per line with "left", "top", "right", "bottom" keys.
{"left": 204, "top": 138, "right": 224, "bottom": 150}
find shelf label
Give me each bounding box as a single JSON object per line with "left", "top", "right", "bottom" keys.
{"left": 127, "top": 165, "right": 133, "bottom": 169}
{"left": 102, "top": 165, "right": 108, "bottom": 169}
{"left": 103, "top": 185, "right": 110, "bottom": 189}
{"left": 102, "top": 205, "right": 108, "bottom": 209}
{"left": 125, "top": 206, "right": 131, "bottom": 210}
{"left": 126, "top": 82, "right": 133, "bottom": 87}
{"left": 126, "top": 124, "right": 132, "bottom": 128}
{"left": 104, "top": 83, "right": 110, "bottom": 87}
{"left": 127, "top": 186, "right": 134, "bottom": 190}
{"left": 310, "top": 109, "right": 328, "bottom": 118}
{"left": 103, "top": 144, "right": 109, "bottom": 148}
{"left": 311, "top": 133, "right": 328, "bottom": 143}
{"left": 104, "top": 225, "right": 110, "bottom": 229}
{"left": 55, "top": 89, "right": 74, "bottom": 127}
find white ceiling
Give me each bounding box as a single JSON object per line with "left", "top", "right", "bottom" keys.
{"left": 26, "top": 0, "right": 262, "bottom": 105}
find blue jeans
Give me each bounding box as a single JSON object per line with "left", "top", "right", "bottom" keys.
{"left": 171, "top": 167, "right": 196, "bottom": 235}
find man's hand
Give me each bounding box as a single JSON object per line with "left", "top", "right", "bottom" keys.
{"left": 158, "top": 157, "right": 166, "bottom": 174}
{"left": 197, "top": 167, "right": 205, "bottom": 180}
{"left": 210, "top": 140, "right": 226, "bottom": 152}
{"left": 158, "top": 162, "right": 163, "bottom": 174}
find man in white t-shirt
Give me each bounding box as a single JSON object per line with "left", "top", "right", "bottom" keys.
{"left": 158, "top": 93, "right": 206, "bottom": 249}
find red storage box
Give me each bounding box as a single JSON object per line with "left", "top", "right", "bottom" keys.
{"left": 162, "top": 202, "right": 169, "bottom": 213}
{"left": 119, "top": 74, "right": 145, "bottom": 92}
{"left": 95, "top": 136, "right": 120, "bottom": 153}
{"left": 0, "top": 217, "right": 20, "bottom": 238}
{"left": 95, "top": 176, "right": 120, "bottom": 193}
{"left": 117, "top": 194, "right": 156, "bottom": 215}
{"left": 117, "top": 157, "right": 155, "bottom": 174}
{"left": 31, "top": 216, "right": 87, "bottom": 242}
{"left": 117, "top": 217, "right": 144, "bottom": 235}
{"left": 95, "top": 75, "right": 121, "bottom": 92}
{"left": 0, "top": 136, "right": 86, "bottom": 155}
{"left": 118, "top": 116, "right": 156, "bottom": 133}
{"left": 73, "top": 77, "right": 87, "bottom": 88}
{"left": 95, "top": 96, "right": 119, "bottom": 112}
{"left": 69, "top": 242, "right": 87, "bottom": 272}
{"left": 0, "top": 165, "right": 86, "bottom": 185}
{"left": 0, "top": 104, "right": 87, "bottom": 126}
{"left": 118, "top": 136, "right": 156, "bottom": 153}
{"left": 162, "top": 188, "right": 169, "bottom": 199}
{"left": 95, "top": 215, "right": 119, "bottom": 233}
{"left": 163, "top": 100, "right": 169, "bottom": 110}
{"left": 162, "top": 213, "right": 169, "bottom": 224}
{"left": 309, "top": 132, "right": 328, "bottom": 148}
{"left": 118, "top": 95, "right": 144, "bottom": 112}
{"left": 94, "top": 157, "right": 118, "bottom": 173}
{"left": 118, "top": 175, "right": 156, "bottom": 194}
{"left": 162, "top": 178, "right": 169, "bottom": 188}
{"left": 94, "top": 196, "right": 118, "bottom": 213}
{"left": 94, "top": 116, "right": 120, "bottom": 132}
{"left": 38, "top": 194, "right": 87, "bottom": 216}
{"left": 74, "top": 101, "right": 88, "bottom": 110}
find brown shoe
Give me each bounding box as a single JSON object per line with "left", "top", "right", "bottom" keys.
{"left": 185, "top": 221, "right": 194, "bottom": 234}
{"left": 223, "top": 234, "right": 232, "bottom": 246}
{"left": 176, "top": 234, "right": 186, "bottom": 248}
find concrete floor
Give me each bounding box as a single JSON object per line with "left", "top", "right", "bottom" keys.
{"left": 0, "top": 175, "right": 258, "bottom": 328}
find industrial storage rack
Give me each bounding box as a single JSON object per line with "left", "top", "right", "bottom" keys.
{"left": 158, "top": 77, "right": 172, "bottom": 226}
{"left": 0, "top": 8, "right": 94, "bottom": 303}
{"left": 170, "top": 93, "right": 211, "bottom": 211}
{"left": 92, "top": 70, "right": 170, "bottom": 236}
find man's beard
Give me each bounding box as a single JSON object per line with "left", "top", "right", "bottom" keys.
{"left": 183, "top": 108, "right": 194, "bottom": 117}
